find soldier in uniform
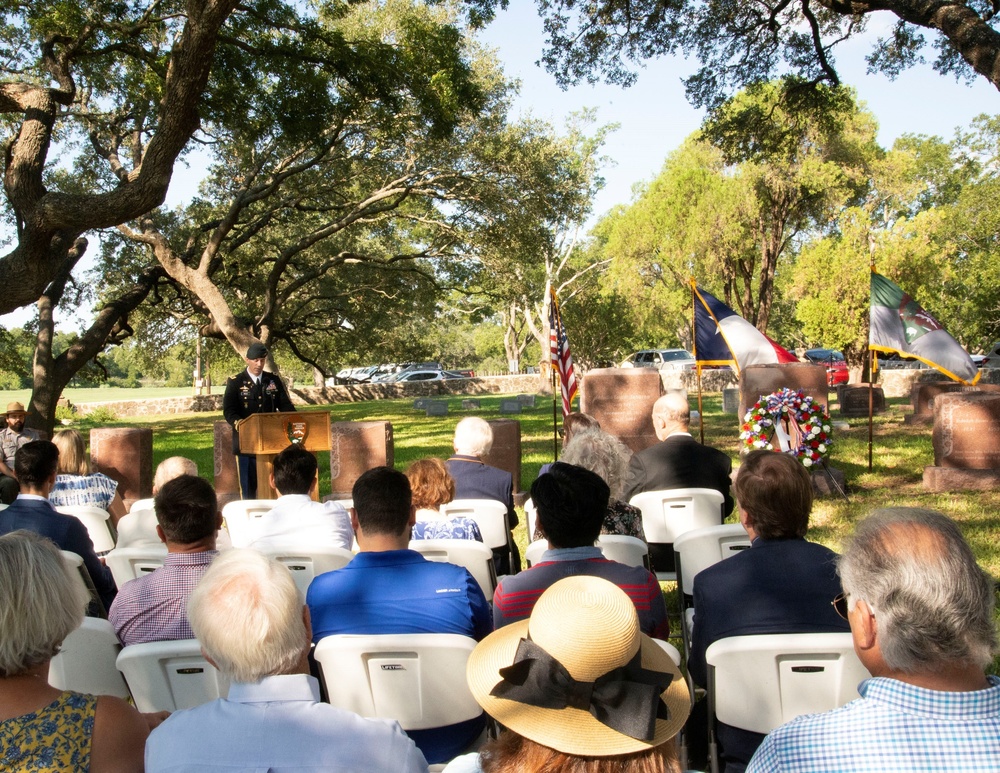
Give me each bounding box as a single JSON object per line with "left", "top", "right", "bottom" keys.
{"left": 223, "top": 343, "right": 295, "bottom": 498}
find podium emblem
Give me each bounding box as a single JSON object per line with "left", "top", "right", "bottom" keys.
{"left": 285, "top": 419, "right": 309, "bottom": 445}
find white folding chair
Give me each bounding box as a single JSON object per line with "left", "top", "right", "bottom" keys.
{"left": 55, "top": 505, "right": 116, "bottom": 553}
{"left": 61, "top": 550, "right": 107, "bottom": 618}
{"left": 439, "top": 499, "right": 513, "bottom": 567}
{"left": 651, "top": 637, "right": 683, "bottom": 667}
{"left": 49, "top": 617, "right": 130, "bottom": 699}
{"left": 629, "top": 488, "right": 726, "bottom": 581}
{"left": 116, "top": 639, "right": 229, "bottom": 712}
{"left": 114, "top": 507, "right": 160, "bottom": 548}
{"left": 673, "top": 524, "right": 751, "bottom": 655}
{"left": 523, "top": 497, "right": 537, "bottom": 540}
{"left": 524, "top": 539, "right": 549, "bottom": 567}
{"left": 705, "top": 633, "right": 870, "bottom": 773}
{"left": 221, "top": 499, "right": 275, "bottom": 548}
{"left": 104, "top": 545, "right": 168, "bottom": 588}
{"left": 257, "top": 545, "right": 354, "bottom": 596}
{"left": 597, "top": 534, "right": 649, "bottom": 568}
{"left": 408, "top": 539, "right": 497, "bottom": 598}
{"left": 314, "top": 633, "right": 481, "bottom": 731}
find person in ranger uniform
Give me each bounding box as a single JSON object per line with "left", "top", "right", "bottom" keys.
{"left": 223, "top": 343, "right": 295, "bottom": 498}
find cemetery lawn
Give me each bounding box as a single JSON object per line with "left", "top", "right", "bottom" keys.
{"left": 66, "top": 391, "right": 1000, "bottom": 666}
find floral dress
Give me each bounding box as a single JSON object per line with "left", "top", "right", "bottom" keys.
{"left": 1, "top": 691, "right": 97, "bottom": 771}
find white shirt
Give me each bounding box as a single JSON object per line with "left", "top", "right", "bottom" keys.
{"left": 247, "top": 495, "right": 352, "bottom": 551}
{"left": 146, "top": 673, "right": 428, "bottom": 772}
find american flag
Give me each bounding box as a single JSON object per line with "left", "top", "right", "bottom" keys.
{"left": 549, "top": 287, "right": 578, "bottom": 416}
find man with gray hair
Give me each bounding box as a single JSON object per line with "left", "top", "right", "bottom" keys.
{"left": 446, "top": 416, "right": 519, "bottom": 572}
{"left": 145, "top": 549, "right": 428, "bottom": 772}
{"left": 115, "top": 456, "right": 199, "bottom": 549}
{"left": 621, "top": 393, "right": 733, "bottom": 572}
{"left": 748, "top": 507, "right": 1000, "bottom": 772}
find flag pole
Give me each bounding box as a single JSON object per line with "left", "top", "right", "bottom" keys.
{"left": 551, "top": 365, "right": 559, "bottom": 462}
{"left": 692, "top": 281, "right": 705, "bottom": 444}
{"left": 868, "top": 348, "right": 874, "bottom": 472}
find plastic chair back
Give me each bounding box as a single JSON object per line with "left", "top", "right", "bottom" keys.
{"left": 408, "top": 539, "right": 497, "bottom": 598}
{"left": 629, "top": 488, "right": 726, "bottom": 580}
{"left": 438, "top": 499, "right": 509, "bottom": 552}
{"left": 105, "top": 546, "right": 168, "bottom": 587}
{"left": 597, "top": 534, "right": 649, "bottom": 568}
{"left": 117, "top": 639, "right": 229, "bottom": 712}
{"left": 524, "top": 539, "right": 549, "bottom": 567}
{"left": 114, "top": 507, "right": 161, "bottom": 548}
{"left": 674, "top": 524, "right": 751, "bottom": 598}
{"left": 55, "top": 505, "right": 115, "bottom": 553}
{"left": 314, "top": 633, "right": 480, "bottom": 730}
{"left": 49, "top": 617, "right": 130, "bottom": 699}
{"left": 221, "top": 499, "right": 274, "bottom": 548}
{"left": 258, "top": 545, "right": 354, "bottom": 596}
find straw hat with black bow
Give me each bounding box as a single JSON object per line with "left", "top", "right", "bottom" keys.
{"left": 467, "top": 575, "right": 690, "bottom": 757}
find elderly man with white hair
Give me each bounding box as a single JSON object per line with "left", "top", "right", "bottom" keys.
{"left": 145, "top": 549, "right": 428, "bottom": 772}
{"left": 446, "top": 416, "right": 519, "bottom": 573}
{"left": 748, "top": 507, "right": 1000, "bottom": 772}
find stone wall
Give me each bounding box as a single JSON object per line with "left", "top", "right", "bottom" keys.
{"left": 877, "top": 368, "right": 1000, "bottom": 397}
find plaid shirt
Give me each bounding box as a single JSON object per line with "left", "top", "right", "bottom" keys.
{"left": 748, "top": 675, "right": 1000, "bottom": 772}
{"left": 109, "top": 551, "right": 218, "bottom": 647}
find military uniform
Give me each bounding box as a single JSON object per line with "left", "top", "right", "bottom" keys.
{"left": 223, "top": 369, "right": 295, "bottom": 497}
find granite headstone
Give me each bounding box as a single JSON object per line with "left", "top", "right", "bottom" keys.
{"left": 738, "top": 363, "right": 829, "bottom": 421}
{"left": 90, "top": 428, "right": 152, "bottom": 511}
{"left": 329, "top": 421, "right": 394, "bottom": 499}
{"left": 579, "top": 368, "right": 663, "bottom": 453}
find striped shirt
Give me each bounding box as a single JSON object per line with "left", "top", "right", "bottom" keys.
{"left": 492, "top": 546, "right": 669, "bottom": 638}
{"left": 109, "top": 551, "right": 218, "bottom": 647}
{"left": 748, "top": 675, "right": 1000, "bottom": 772}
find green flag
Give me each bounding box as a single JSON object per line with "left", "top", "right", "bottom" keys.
{"left": 870, "top": 271, "right": 980, "bottom": 384}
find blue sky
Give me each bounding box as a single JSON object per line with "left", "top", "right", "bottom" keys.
{"left": 476, "top": 5, "right": 999, "bottom": 223}
{"left": 3, "top": 6, "right": 997, "bottom": 330}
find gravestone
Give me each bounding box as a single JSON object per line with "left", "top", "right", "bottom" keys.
{"left": 838, "top": 385, "right": 886, "bottom": 417}
{"left": 425, "top": 402, "right": 449, "bottom": 417}
{"left": 738, "top": 363, "right": 828, "bottom": 421}
{"left": 499, "top": 399, "right": 522, "bottom": 414}
{"left": 461, "top": 399, "right": 481, "bottom": 410}
{"left": 484, "top": 419, "right": 522, "bottom": 496}
{"left": 579, "top": 368, "right": 663, "bottom": 453}
{"left": 90, "top": 428, "right": 152, "bottom": 511}
{"left": 413, "top": 398, "right": 431, "bottom": 410}
{"left": 906, "top": 382, "right": 1000, "bottom": 424}
{"left": 212, "top": 421, "right": 242, "bottom": 506}
{"left": 329, "top": 421, "right": 394, "bottom": 499}
{"left": 517, "top": 394, "right": 537, "bottom": 408}
{"left": 925, "top": 393, "right": 1000, "bottom": 491}
{"left": 722, "top": 388, "right": 740, "bottom": 415}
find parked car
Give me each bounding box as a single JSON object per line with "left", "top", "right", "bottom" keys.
{"left": 803, "top": 348, "right": 849, "bottom": 386}
{"left": 392, "top": 369, "right": 445, "bottom": 382}
{"left": 971, "top": 354, "right": 991, "bottom": 368}
{"left": 619, "top": 349, "right": 697, "bottom": 370}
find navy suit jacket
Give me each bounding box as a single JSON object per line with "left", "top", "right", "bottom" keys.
{"left": 622, "top": 434, "right": 734, "bottom": 516}
{"left": 445, "top": 455, "right": 516, "bottom": 528}
{"left": 0, "top": 496, "right": 117, "bottom": 610}
{"left": 688, "top": 537, "right": 849, "bottom": 769}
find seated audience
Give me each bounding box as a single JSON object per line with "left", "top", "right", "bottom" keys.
{"left": 443, "top": 576, "right": 690, "bottom": 773}
{"left": 540, "top": 428, "right": 644, "bottom": 541}
{"left": 687, "top": 450, "right": 848, "bottom": 772}
{"left": 247, "top": 444, "right": 352, "bottom": 551}
{"left": 493, "top": 463, "right": 668, "bottom": 639}
{"left": 0, "top": 440, "right": 116, "bottom": 611}
{"left": 109, "top": 475, "right": 222, "bottom": 646}
{"left": 406, "top": 457, "right": 483, "bottom": 542}
{"left": 748, "top": 507, "right": 1000, "bottom": 772}
{"left": 446, "top": 416, "right": 519, "bottom": 572}
{"left": 0, "top": 401, "right": 40, "bottom": 504}
{"left": 0, "top": 531, "right": 148, "bottom": 771}
{"left": 115, "top": 456, "right": 198, "bottom": 548}
{"left": 49, "top": 429, "right": 127, "bottom": 524}
{"left": 537, "top": 411, "right": 600, "bottom": 477}
{"left": 145, "top": 549, "right": 427, "bottom": 772}
{"left": 307, "top": 466, "right": 491, "bottom": 764}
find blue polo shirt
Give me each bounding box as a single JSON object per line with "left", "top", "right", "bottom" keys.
{"left": 307, "top": 549, "right": 492, "bottom": 763}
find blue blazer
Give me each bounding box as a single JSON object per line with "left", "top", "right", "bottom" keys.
{"left": 0, "top": 497, "right": 117, "bottom": 610}
{"left": 688, "top": 537, "right": 849, "bottom": 769}
{"left": 445, "top": 455, "right": 516, "bottom": 527}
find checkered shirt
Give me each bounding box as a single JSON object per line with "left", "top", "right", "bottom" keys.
{"left": 748, "top": 675, "right": 1000, "bottom": 772}
{"left": 108, "top": 551, "right": 218, "bottom": 647}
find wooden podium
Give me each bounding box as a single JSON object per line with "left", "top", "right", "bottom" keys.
{"left": 237, "top": 411, "right": 331, "bottom": 499}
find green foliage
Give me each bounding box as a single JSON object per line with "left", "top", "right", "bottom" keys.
{"left": 83, "top": 406, "right": 119, "bottom": 424}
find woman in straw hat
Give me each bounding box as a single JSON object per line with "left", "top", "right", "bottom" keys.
{"left": 445, "top": 575, "right": 691, "bottom": 773}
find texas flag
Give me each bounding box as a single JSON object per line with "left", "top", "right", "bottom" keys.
{"left": 692, "top": 281, "right": 797, "bottom": 374}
